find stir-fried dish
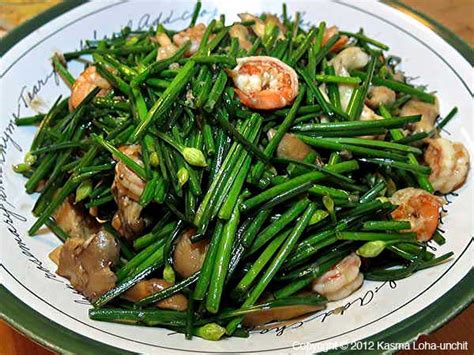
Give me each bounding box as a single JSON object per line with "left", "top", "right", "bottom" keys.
{"left": 14, "top": 2, "right": 470, "bottom": 341}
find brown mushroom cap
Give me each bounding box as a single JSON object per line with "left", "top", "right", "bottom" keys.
{"left": 53, "top": 195, "right": 99, "bottom": 240}
{"left": 243, "top": 294, "right": 324, "bottom": 326}
{"left": 56, "top": 230, "right": 119, "bottom": 301}
{"left": 268, "top": 130, "right": 315, "bottom": 161}
{"left": 243, "top": 304, "right": 323, "bottom": 326}
{"left": 122, "top": 278, "right": 188, "bottom": 311}
{"left": 400, "top": 98, "right": 439, "bottom": 134}
{"left": 366, "top": 86, "right": 396, "bottom": 108}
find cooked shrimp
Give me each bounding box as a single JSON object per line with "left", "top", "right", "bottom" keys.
{"left": 111, "top": 145, "right": 147, "bottom": 240}
{"left": 229, "top": 24, "right": 253, "bottom": 51}
{"left": 53, "top": 195, "right": 99, "bottom": 239}
{"left": 56, "top": 230, "right": 119, "bottom": 301}
{"left": 243, "top": 294, "right": 323, "bottom": 327}
{"left": 122, "top": 279, "right": 188, "bottom": 311}
{"left": 424, "top": 138, "right": 470, "bottom": 194}
{"left": 155, "top": 32, "right": 178, "bottom": 60}
{"left": 229, "top": 56, "right": 299, "bottom": 110}
{"left": 238, "top": 13, "right": 286, "bottom": 40}
{"left": 113, "top": 145, "right": 145, "bottom": 201}
{"left": 173, "top": 23, "right": 213, "bottom": 56}
{"left": 322, "top": 26, "right": 349, "bottom": 53}
{"left": 69, "top": 66, "right": 111, "bottom": 110}
{"left": 400, "top": 98, "right": 439, "bottom": 134}
{"left": 390, "top": 187, "right": 444, "bottom": 241}
{"left": 329, "top": 47, "right": 369, "bottom": 111}
{"left": 268, "top": 129, "right": 315, "bottom": 161}
{"left": 173, "top": 228, "right": 209, "bottom": 278}
{"left": 312, "top": 253, "right": 363, "bottom": 301}
{"left": 366, "top": 86, "right": 396, "bottom": 108}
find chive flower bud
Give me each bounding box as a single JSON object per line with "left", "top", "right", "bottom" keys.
{"left": 125, "top": 36, "right": 139, "bottom": 46}
{"left": 13, "top": 163, "right": 30, "bottom": 173}
{"left": 182, "top": 147, "right": 207, "bottom": 167}
{"left": 177, "top": 167, "right": 189, "bottom": 187}
{"left": 357, "top": 240, "right": 386, "bottom": 258}
{"left": 163, "top": 264, "right": 176, "bottom": 284}
{"left": 13, "top": 151, "right": 37, "bottom": 173}
{"left": 195, "top": 323, "right": 226, "bottom": 341}
{"left": 24, "top": 151, "right": 37, "bottom": 166}
{"left": 309, "top": 209, "right": 329, "bottom": 225}
{"left": 75, "top": 179, "right": 93, "bottom": 203}
{"left": 150, "top": 152, "right": 160, "bottom": 167}
{"left": 323, "top": 195, "right": 336, "bottom": 223}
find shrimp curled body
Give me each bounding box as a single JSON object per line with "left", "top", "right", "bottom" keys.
{"left": 173, "top": 228, "right": 209, "bottom": 278}
{"left": 312, "top": 253, "right": 363, "bottom": 301}
{"left": 69, "top": 66, "right": 111, "bottom": 110}
{"left": 424, "top": 138, "right": 470, "bottom": 194}
{"left": 229, "top": 56, "right": 299, "bottom": 110}
{"left": 390, "top": 187, "right": 443, "bottom": 241}
{"left": 111, "top": 145, "right": 147, "bottom": 240}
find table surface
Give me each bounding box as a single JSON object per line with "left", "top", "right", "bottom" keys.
{"left": 0, "top": 0, "right": 472, "bottom": 354}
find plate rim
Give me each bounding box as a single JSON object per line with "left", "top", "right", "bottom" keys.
{"left": 0, "top": 1, "right": 472, "bottom": 353}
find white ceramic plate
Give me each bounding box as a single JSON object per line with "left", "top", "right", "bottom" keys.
{"left": 0, "top": 1, "right": 473, "bottom": 354}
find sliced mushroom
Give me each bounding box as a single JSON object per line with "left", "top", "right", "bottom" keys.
{"left": 366, "top": 86, "right": 396, "bottom": 108}
{"left": 359, "top": 105, "right": 385, "bottom": 140}
{"left": 400, "top": 98, "right": 439, "bottom": 134}
{"left": 329, "top": 47, "right": 370, "bottom": 111}
{"left": 238, "top": 13, "right": 286, "bottom": 40}
{"left": 268, "top": 129, "right": 315, "bottom": 161}
{"left": 122, "top": 278, "right": 188, "bottom": 311}
{"left": 111, "top": 195, "right": 146, "bottom": 239}
{"left": 53, "top": 195, "right": 99, "bottom": 239}
{"left": 173, "top": 228, "right": 209, "bottom": 278}
{"left": 172, "top": 23, "right": 213, "bottom": 57}
{"left": 263, "top": 14, "right": 287, "bottom": 37}
{"left": 56, "top": 229, "right": 119, "bottom": 301}
{"left": 243, "top": 294, "right": 324, "bottom": 326}
{"left": 229, "top": 24, "right": 253, "bottom": 51}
